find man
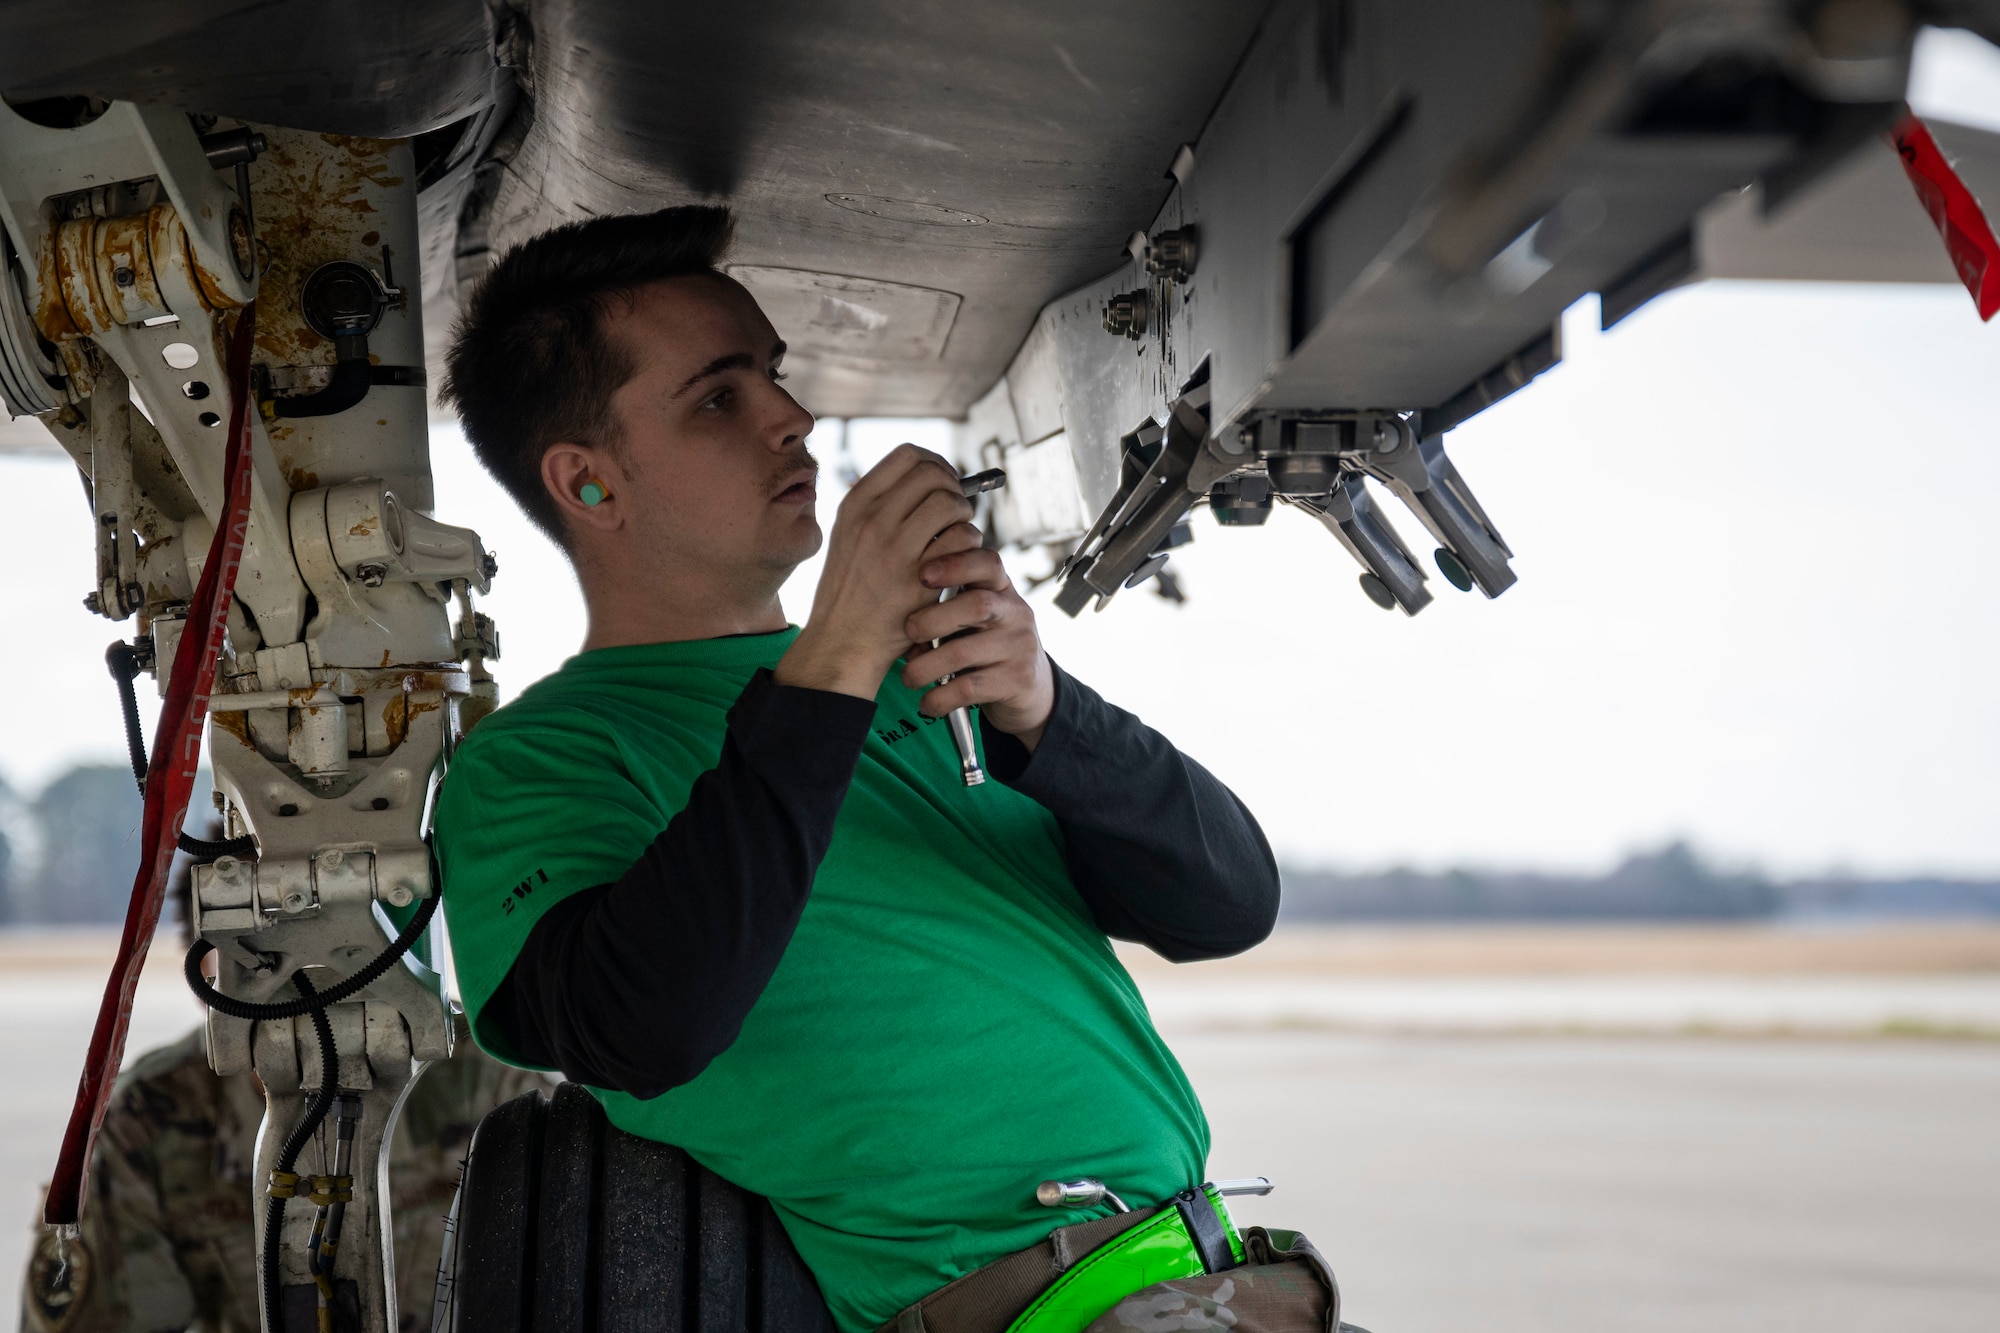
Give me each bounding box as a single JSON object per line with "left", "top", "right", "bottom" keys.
{"left": 433, "top": 206, "right": 1287, "bottom": 1333}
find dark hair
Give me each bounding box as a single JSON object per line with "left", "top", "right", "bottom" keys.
{"left": 441, "top": 205, "right": 736, "bottom": 544}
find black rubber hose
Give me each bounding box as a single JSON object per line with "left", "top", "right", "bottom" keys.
{"left": 263, "top": 970, "right": 341, "bottom": 1333}
{"left": 273, "top": 354, "right": 373, "bottom": 418}
{"left": 183, "top": 890, "right": 439, "bottom": 1021}
{"left": 191, "top": 876, "right": 437, "bottom": 1327}
{"left": 260, "top": 1193, "right": 286, "bottom": 1332}
{"left": 177, "top": 829, "right": 259, "bottom": 861}
{"left": 104, "top": 641, "right": 147, "bottom": 795}
{"left": 274, "top": 329, "right": 371, "bottom": 419}
{"left": 274, "top": 974, "right": 341, "bottom": 1169}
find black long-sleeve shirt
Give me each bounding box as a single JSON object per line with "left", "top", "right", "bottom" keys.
{"left": 485, "top": 659, "right": 1278, "bottom": 1097}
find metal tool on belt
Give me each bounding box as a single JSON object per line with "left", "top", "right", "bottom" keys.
{"left": 939, "top": 468, "right": 1008, "bottom": 787}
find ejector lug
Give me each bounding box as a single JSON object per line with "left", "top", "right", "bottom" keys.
{"left": 1355, "top": 419, "right": 1516, "bottom": 597}
{"left": 1301, "top": 473, "right": 1433, "bottom": 616}
{"left": 1056, "top": 395, "right": 1230, "bottom": 615}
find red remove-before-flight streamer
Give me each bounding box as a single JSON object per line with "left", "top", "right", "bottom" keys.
{"left": 1890, "top": 108, "right": 2000, "bottom": 321}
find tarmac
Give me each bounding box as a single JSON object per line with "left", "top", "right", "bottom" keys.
{"left": 1184, "top": 1029, "right": 1999, "bottom": 1333}
{"left": 0, "top": 925, "right": 1994, "bottom": 1331}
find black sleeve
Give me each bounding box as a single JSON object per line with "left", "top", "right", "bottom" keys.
{"left": 482, "top": 668, "right": 876, "bottom": 1098}
{"left": 978, "top": 661, "right": 1280, "bottom": 963}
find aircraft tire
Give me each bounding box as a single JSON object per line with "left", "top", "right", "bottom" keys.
{"left": 443, "top": 1082, "right": 835, "bottom": 1332}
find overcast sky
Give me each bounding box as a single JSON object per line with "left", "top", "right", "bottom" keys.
{"left": 2, "top": 32, "right": 1996, "bottom": 878}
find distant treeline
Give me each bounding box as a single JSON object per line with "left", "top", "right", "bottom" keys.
{"left": 0, "top": 763, "right": 147, "bottom": 924}
{"left": 3, "top": 764, "right": 1996, "bottom": 925}
{"left": 1281, "top": 842, "right": 2000, "bottom": 922}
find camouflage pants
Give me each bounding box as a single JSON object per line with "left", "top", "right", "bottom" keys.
{"left": 1081, "top": 1229, "right": 1367, "bottom": 1333}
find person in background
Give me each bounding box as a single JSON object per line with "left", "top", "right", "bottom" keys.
{"left": 21, "top": 840, "right": 549, "bottom": 1333}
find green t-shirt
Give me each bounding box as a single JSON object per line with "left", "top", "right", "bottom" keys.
{"left": 433, "top": 628, "right": 1209, "bottom": 1333}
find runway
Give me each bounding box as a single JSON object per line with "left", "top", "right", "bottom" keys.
{"left": 0, "top": 926, "right": 1993, "bottom": 1330}
{"left": 1180, "top": 1030, "right": 1999, "bottom": 1333}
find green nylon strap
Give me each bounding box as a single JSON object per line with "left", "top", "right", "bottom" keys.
{"left": 1003, "top": 1189, "right": 1244, "bottom": 1333}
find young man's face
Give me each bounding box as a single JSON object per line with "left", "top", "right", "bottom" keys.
{"left": 595, "top": 273, "right": 820, "bottom": 583}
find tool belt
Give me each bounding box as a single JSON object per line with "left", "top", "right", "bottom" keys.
{"left": 880, "top": 1186, "right": 1344, "bottom": 1333}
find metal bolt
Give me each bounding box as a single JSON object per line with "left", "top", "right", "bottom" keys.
{"left": 1103, "top": 289, "right": 1149, "bottom": 339}
{"left": 385, "top": 884, "right": 414, "bottom": 908}
{"left": 354, "top": 563, "right": 387, "bottom": 588}
{"left": 320, "top": 848, "right": 344, "bottom": 871}
{"left": 112, "top": 266, "right": 135, "bottom": 288}
{"left": 1145, "top": 227, "right": 1199, "bottom": 281}
{"left": 214, "top": 856, "right": 239, "bottom": 880}
{"left": 82, "top": 592, "right": 102, "bottom": 614}
{"left": 282, "top": 891, "right": 307, "bottom": 912}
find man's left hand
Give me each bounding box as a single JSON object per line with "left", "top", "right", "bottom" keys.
{"left": 901, "top": 537, "right": 1055, "bottom": 752}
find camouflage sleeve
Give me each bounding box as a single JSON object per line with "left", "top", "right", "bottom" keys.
{"left": 24, "top": 1029, "right": 548, "bottom": 1333}
{"left": 22, "top": 1109, "right": 200, "bottom": 1333}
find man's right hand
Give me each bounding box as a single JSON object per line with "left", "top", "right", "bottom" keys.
{"left": 775, "top": 444, "right": 976, "bottom": 701}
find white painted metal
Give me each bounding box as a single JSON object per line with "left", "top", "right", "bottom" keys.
{"left": 0, "top": 101, "right": 495, "bottom": 1333}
